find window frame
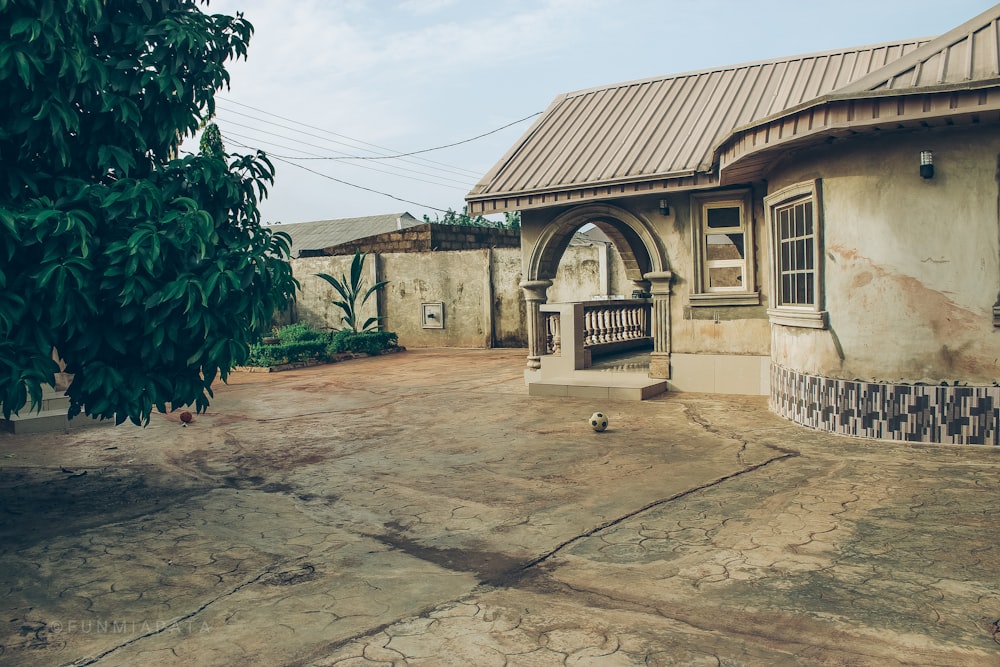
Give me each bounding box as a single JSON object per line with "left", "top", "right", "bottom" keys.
{"left": 689, "top": 188, "right": 759, "bottom": 307}
{"left": 765, "top": 180, "right": 828, "bottom": 329}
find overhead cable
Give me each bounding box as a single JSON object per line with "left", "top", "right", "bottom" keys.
{"left": 216, "top": 98, "right": 540, "bottom": 163}
{"left": 223, "top": 135, "right": 453, "bottom": 213}
{"left": 221, "top": 126, "right": 475, "bottom": 188}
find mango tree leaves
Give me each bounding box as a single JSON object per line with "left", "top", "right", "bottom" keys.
{"left": 0, "top": 1, "right": 297, "bottom": 425}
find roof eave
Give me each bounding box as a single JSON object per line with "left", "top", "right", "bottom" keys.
{"left": 714, "top": 82, "right": 1000, "bottom": 184}
{"left": 466, "top": 169, "right": 704, "bottom": 215}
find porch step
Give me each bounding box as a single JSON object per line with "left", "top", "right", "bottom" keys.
{"left": 528, "top": 371, "right": 667, "bottom": 401}
{"left": 1, "top": 391, "right": 111, "bottom": 434}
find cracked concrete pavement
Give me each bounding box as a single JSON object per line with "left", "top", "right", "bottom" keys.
{"left": 1, "top": 348, "right": 998, "bottom": 666}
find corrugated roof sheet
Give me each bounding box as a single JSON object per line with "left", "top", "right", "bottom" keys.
{"left": 470, "top": 41, "right": 926, "bottom": 203}
{"left": 839, "top": 5, "right": 1000, "bottom": 93}
{"left": 270, "top": 212, "right": 420, "bottom": 257}
{"left": 468, "top": 5, "right": 1000, "bottom": 211}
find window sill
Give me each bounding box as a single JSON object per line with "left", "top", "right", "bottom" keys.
{"left": 690, "top": 291, "right": 760, "bottom": 307}
{"left": 767, "top": 308, "right": 828, "bottom": 329}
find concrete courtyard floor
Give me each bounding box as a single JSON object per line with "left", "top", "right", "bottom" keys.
{"left": 1, "top": 348, "right": 999, "bottom": 666}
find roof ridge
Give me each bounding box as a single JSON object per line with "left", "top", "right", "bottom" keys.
{"left": 834, "top": 3, "right": 1000, "bottom": 94}
{"left": 271, "top": 212, "right": 412, "bottom": 228}
{"left": 563, "top": 37, "right": 933, "bottom": 99}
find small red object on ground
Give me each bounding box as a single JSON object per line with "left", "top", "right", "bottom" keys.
{"left": 179, "top": 411, "right": 193, "bottom": 424}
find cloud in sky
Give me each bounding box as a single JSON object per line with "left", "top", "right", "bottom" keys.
{"left": 193, "top": 0, "right": 997, "bottom": 224}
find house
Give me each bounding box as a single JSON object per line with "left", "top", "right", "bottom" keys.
{"left": 467, "top": 6, "right": 1000, "bottom": 444}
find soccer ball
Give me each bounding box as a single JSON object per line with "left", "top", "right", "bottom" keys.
{"left": 590, "top": 412, "right": 608, "bottom": 432}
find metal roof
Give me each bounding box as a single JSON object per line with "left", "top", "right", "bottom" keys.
{"left": 468, "top": 5, "right": 1000, "bottom": 214}
{"left": 839, "top": 5, "right": 1000, "bottom": 93}
{"left": 270, "top": 213, "right": 420, "bottom": 257}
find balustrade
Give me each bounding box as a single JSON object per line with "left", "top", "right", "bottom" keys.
{"left": 581, "top": 301, "right": 650, "bottom": 348}
{"left": 539, "top": 299, "right": 651, "bottom": 367}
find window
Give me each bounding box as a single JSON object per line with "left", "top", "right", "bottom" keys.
{"left": 690, "top": 189, "right": 758, "bottom": 306}
{"left": 765, "top": 180, "right": 827, "bottom": 328}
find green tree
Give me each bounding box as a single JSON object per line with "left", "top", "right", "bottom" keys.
{"left": 199, "top": 123, "right": 225, "bottom": 159}
{"left": 423, "top": 206, "right": 520, "bottom": 230}
{"left": 314, "top": 250, "right": 389, "bottom": 333}
{"left": 503, "top": 210, "right": 521, "bottom": 231}
{"left": 0, "top": 0, "right": 297, "bottom": 425}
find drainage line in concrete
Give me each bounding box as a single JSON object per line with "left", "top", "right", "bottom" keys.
{"left": 513, "top": 451, "right": 798, "bottom": 576}
{"left": 72, "top": 564, "right": 287, "bottom": 666}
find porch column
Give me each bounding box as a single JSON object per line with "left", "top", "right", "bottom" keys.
{"left": 520, "top": 279, "right": 553, "bottom": 370}
{"left": 643, "top": 271, "right": 673, "bottom": 379}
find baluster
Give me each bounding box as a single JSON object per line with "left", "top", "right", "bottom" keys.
{"left": 550, "top": 313, "right": 561, "bottom": 355}
{"left": 585, "top": 309, "right": 596, "bottom": 346}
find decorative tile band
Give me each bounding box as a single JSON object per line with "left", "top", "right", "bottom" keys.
{"left": 770, "top": 365, "right": 1000, "bottom": 445}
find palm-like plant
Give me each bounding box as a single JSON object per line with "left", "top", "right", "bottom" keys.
{"left": 314, "top": 250, "right": 389, "bottom": 333}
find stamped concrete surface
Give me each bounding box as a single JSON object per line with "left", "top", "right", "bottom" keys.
{"left": 1, "top": 348, "right": 998, "bottom": 666}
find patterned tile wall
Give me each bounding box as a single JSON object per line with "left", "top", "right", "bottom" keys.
{"left": 770, "top": 365, "right": 1000, "bottom": 445}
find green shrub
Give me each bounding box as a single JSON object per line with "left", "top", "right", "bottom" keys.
{"left": 246, "top": 339, "right": 327, "bottom": 366}
{"left": 274, "top": 323, "right": 321, "bottom": 343}
{"left": 328, "top": 329, "right": 399, "bottom": 356}
{"left": 245, "top": 324, "right": 399, "bottom": 366}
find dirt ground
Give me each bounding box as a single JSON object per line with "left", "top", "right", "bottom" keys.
{"left": 1, "top": 348, "right": 999, "bottom": 666}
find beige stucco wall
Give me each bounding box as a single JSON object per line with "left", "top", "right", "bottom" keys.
{"left": 766, "top": 125, "right": 1000, "bottom": 384}
{"left": 380, "top": 250, "right": 493, "bottom": 348}
{"left": 547, "top": 243, "right": 633, "bottom": 302}
{"left": 548, "top": 245, "right": 602, "bottom": 302}
{"left": 490, "top": 248, "right": 528, "bottom": 348}
{"left": 293, "top": 255, "right": 380, "bottom": 333}
{"left": 656, "top": 195, "right": 771, "bottom": 357}
{"left": 288, "top": 246, "right": 624, "bottom": 349}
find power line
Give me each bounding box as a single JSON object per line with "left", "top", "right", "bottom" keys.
{"left": 205, "top": 98, "right": 541, "bottom": 217}
{"left": 215, "top": 106, "right": 480, "bottom": 180}
{"left": 266, "top": 153, "right": 452, "bottom": 214}
{"left": 215, "top": 98, "right": 539, "bottom": 167}
{"left": 220, "top": 124, "right": 476, "bottom": 187}
{"left": 223, "top": 134, "right": 457, "bottom": 213}
{"left": 323, "top": 111, "right": 543, "bottom": 160}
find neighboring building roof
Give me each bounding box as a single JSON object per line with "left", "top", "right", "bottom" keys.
{"left": 270, "top": 213, "right": 421, "bottom": 257}
{"left": 576, "top": 226, "right": 611, "bottom": 245}
{"left": 467, "top": 5, "right": 1000, "bottom": 214}
{"left": 300, "top": 223, "right": 520, "bottom": 257}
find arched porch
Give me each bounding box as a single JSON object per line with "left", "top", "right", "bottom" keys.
{"left": 519, "top": 204, "right": 673, "bottom": 399}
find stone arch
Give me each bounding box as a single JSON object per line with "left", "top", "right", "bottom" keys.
{"left": 527, "top": 203, "right": 669, "bottom": 283}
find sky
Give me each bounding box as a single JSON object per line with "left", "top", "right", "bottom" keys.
{"left": 186, "top": 0, "right": 999, "bottom": 225}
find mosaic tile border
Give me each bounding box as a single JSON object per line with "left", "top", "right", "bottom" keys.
{"left": 770, "top": 365, "right": 1000, "bottom": 445}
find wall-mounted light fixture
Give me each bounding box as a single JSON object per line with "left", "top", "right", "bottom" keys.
{"left": 920, "top": 150, "right": 934, "bottom": 179}
{"left": 658, "top": 199, "right": 670, "bottom": 215}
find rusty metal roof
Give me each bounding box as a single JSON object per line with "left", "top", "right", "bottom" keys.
{"left": 468, "top": 5, "right": 1000, "bottom": 214}
{"left": 270, "top": 212, "right": 420, "bottom": 257}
